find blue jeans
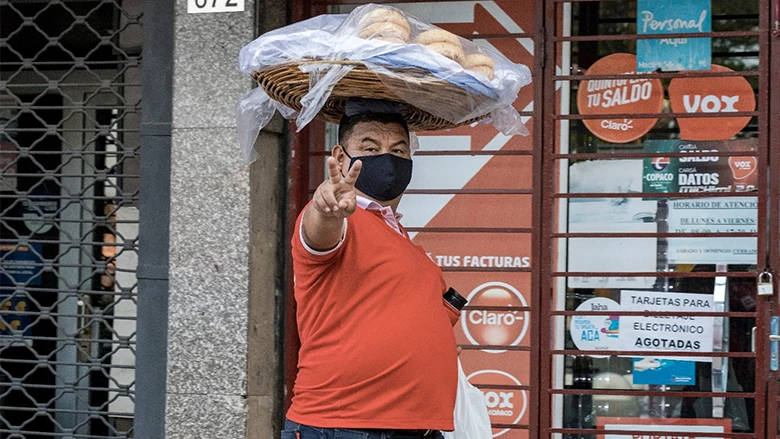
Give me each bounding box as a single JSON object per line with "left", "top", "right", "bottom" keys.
{"left": 282, "top": 419, "right": 445, "bottom": 439}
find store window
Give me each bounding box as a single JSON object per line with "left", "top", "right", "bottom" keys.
{"left": 549, "top": 0, "right": 765, "bottom": 437}
{"left": 291, "top": 1, "right": 778, "bottom": 438}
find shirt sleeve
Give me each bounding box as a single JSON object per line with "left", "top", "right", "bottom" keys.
{"left": 292, "top": 204, "right": 348, "bottom": 265}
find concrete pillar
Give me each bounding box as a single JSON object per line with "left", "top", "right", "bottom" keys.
{"left": 165, "top": 1, "right": 288, "bottom": 438}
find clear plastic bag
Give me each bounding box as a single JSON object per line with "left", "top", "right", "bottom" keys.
{"left": 236, "top": 3, "right": 532, "bottom": 162}
{"left": 444, "top": 360, "right": 493, "bottom": 439}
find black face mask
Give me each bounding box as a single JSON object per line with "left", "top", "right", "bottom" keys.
{"left": 342, "top": 149, "right": 413, "bottom": 202}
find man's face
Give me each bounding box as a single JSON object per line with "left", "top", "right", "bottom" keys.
{"left": 335, "top": 121, "right": 410, "bottom": 176}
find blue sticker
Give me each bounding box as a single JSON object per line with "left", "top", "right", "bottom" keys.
{"left": 0, "top": 290, "right": 34, "bottom": 337}
{"left": 637, "top": 0, "right": 712, "bottom": 72}
{"left": 0, "top": 242, "right": 44, "bottom": 286}
{"left": 632, "top": 358, "right": 696, "bottom": 385}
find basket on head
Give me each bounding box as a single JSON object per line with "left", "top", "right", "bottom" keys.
{"left": 251, "top": 60, "right": 491, "bottom": 131}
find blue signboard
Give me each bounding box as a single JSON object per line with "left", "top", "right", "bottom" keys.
{"left": 637, "top": 0, "right": 711, "bottom": 72}
{"left": 632, "top": 357, "right": 696, "bottom": 385}
{"left": 0, "top": 243, "right": 44, "bottom": 286}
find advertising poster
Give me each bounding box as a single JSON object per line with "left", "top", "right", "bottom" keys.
{"left": 641, "top": 139, "right": 758, "bottom": 264}
{"left": 373, "top": 2, "right": 538, "bottom": 437}
{"left": 0, "top": 243, "right": 44, "bottom": 286}
{"left": 576, "top": 53, "right": 664, "bottom": 143}
{"left": 619, "top": 290, "right": 714, "bottom": 362}
{"left": 643, "top": 139, "right": 758, "bottom": 194}
{"left": 666, "top": 197, "right": 757, "bottom": 264}
{"left": 567, "top": 160, "right": 658, "bottom": 289}
{"left": 569, "top": 297, "right": 621, "bottom": 356}
{"left": 596, "top": 417, "right": 732, "bottom": 439}
{"left": 569, "top": 292, "right": 713, "bottom": 365}
{"left": 636, "top": 0, "right": 711, "bottom": 72}
{"left": 0, "top": 289, "right": 34, "bottom": 344}
{"left": 668, "top": 64, "right": 755, "bottom": 141}
{"left": 632, "top": 358, "right": 696, "bottom": 385}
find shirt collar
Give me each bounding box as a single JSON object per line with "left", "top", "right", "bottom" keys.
{"left": 356, "top": 195, "right": 403, "bottom": 221}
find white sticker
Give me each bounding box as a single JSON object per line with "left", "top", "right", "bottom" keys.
{"left": 618, "top": 290, "right": 715, "bottom": 362}
{"left": 569, "top": 297, "right": 622, "bottom": 357}
{"left": 187, "top": 0, "right": 244, "bottom": 14}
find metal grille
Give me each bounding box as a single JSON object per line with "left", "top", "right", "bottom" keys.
{"left": 538, "top": 0, "right": 771, "bottom": 438}
{"left": 0, "top": 1, "right": 141, "bottom": 437}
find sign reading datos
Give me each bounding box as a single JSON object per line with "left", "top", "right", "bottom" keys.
{"left": 642, "top": 139, "right": 758, "bottom": 194}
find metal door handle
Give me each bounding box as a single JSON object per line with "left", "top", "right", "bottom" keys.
{"left": 770, "top": 335, "right": 780, "bottom": 341}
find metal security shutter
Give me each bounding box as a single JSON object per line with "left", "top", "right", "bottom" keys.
{"left": 1, "top": 1, "right": 141, "bottom": 437}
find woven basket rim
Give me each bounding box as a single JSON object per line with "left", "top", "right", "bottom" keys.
{"left": 251, "top": 59, "right": 493, "bottom": 131}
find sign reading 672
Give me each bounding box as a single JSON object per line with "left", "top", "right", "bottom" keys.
{"left": 187, "top": 0, "right": 244, "bottom": 13}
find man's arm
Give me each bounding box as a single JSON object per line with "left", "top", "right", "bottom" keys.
{"left": 302, "top": 156, "right": 362, "bottom": 251}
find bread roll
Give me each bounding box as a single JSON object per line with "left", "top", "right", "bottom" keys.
{"left": 468, "top": 65, "right": 495, "bottom": 79}
{"left": 414, "top": 29, "right": 462, "bottom": 48}
{"left": 463, "top": 53, "right": 496, "bottom": 79}
{"left": 463, "top": 53, "right": 495, "bottom": 70}
{"left": 358, "top": 22, "right": 410, "bottom": 42}
{"left": 424, "top": 41, "right": 465, "bottom": 64}
{"left": 358, "top": 8, "right": 411, "bottom": 33}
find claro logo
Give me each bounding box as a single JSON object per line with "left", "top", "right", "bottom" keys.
{"left": 467, "top": 369, "right": 528, "bottom": 438}
{"left": 462, "top": 282, "right": 530, "bottom": 353}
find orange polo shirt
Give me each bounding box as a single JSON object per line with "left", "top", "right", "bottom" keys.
{"left": 287, "top": 202, "right": 458, "bottom": 430}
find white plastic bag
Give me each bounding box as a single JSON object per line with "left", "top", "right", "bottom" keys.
{"left": 444, "top": 360, "right": 493, "bottom": 439}
{"left": 236, "top": 3, "right": 533, "bottom": 162}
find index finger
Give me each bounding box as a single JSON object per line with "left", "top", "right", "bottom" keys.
{"left": 326, "top": 157, "right": 342, "bottom": 184}
{"left": 342, "top": 159, "right": 362, "bottom": 186}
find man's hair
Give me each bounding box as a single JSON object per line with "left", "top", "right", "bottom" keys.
{"left": 337, "top": 112, "right": 410, "bottom": 147}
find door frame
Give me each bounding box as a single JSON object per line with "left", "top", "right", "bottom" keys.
{"left": 764, "top": 0, "right": 780, "bottom": 437}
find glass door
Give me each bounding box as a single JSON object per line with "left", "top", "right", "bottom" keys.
{"left": 538, "top": 1, "right": 772, "bottom": 439}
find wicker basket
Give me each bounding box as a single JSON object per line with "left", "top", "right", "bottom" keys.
{"left": 252, "top": 60, "right": 492, "bottom": 131}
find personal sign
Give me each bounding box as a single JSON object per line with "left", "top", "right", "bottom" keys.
{"left": 636, "top": 0, "right": 712, "bottom": 72}
{"left": 577, "top": 53, "right": 664, "bottom": 143}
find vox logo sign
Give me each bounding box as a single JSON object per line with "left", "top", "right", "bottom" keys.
{"left": 669, "top": 64, "right": 755, "bottom": 141}
{"left": 682, "top": 95, "right": 740, "bottom": 113}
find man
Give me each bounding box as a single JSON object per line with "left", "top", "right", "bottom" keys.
{"left": 284, "top": 102, "right": 461, "bottom": 439}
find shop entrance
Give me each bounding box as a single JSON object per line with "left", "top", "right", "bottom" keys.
{"left": 540, "top": 1, "right": 778, "bottom": 439}
{"left": 289, "top": 0, "right": 779, "bottom": 438}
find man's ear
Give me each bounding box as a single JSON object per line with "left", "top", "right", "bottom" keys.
{"left": 333, "top": 144, "right": 347, "bottom": 165}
